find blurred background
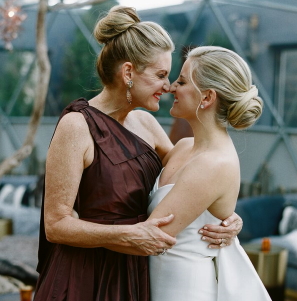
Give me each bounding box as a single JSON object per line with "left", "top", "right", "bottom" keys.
{"left": 2, "top": 0, "right": 297, "bottom": 197}
{"left": 0, "top": 0, "right": 297, "bottom": 300}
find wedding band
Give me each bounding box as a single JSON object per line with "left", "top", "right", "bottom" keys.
{"left": 160, "top": 249, "right": 167, "bottom": 255}
{"left": 220, "top": 238, "right": 227, "bottom": 247}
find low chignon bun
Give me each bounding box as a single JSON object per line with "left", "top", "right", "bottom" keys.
{"left": 94, "top": 6, "right": 140, "bottom": 44}
{"left": 227, "top": 85, "right": 263, "bottom": 129}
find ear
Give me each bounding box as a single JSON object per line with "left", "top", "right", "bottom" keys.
{"left": 200, "top": 89, "right": 217, "bottom": 109}
{"left": 121, "top": 62, "right": 133, "bottom": 84}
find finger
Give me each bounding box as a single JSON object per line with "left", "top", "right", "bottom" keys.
{"left": 199, "top": 226, "right": 233, "bottom": 238}
{"left": 163, "top": 240, "right": 175, "bottom": 248}
{"left": 207, "top": 244, "right": 221, "bottom": 249}
{"left": 221, "top": 212, "right": 241, "bottom": 227}
{"left": 207, "top": 241, "right": 230, "bottom": 249}
{"left": 163, "top": 235, "right": 177, "bottom": 247}
{"left": 154, "top": 214, "right": 174, "bottom": 227}
{"left": 201, "top": 236, "right": 224, "bottom": 245}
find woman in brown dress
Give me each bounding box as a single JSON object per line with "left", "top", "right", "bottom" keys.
{"left": 33, "top": 6, "right": 242, "bottom": 301}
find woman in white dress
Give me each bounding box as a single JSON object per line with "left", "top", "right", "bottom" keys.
{"left": 148, "top": 46, "right": 271, "bottom": 301}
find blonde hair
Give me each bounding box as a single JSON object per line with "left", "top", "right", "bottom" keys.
{"left": 187, "top": 46, "right": 263, "bottom": 130}
{"left": 93, "top": 6, "right": 175, "bottom": 86}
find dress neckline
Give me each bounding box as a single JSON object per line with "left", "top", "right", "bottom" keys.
{"left": 80, "top": 98, "right": 158, "bottom": 155}
{"left": 156, "top": 168, "right": 175, "bottom": 190}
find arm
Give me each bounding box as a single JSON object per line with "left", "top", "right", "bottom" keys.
{"left": 138, "top": 113, "right": 241, "bottom": 247}
{"left": 147, "top": 156, "right": 236, "bottom": 237}
{"left": 44, "top": 112, "right": 176, "bottom": 256}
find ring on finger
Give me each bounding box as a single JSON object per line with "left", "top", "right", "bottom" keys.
{"left": 159, "top": 249, "right": 167, "bottom": 255}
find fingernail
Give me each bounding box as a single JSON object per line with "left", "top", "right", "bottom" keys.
{"left": 202, "top": 236, "right": 206, "bottom": 240}
{"left": 203, "top": 226, "right": 208, "bottom": 230}
{"left": 198, "top": 230, "right": 203, "bottom": 234}
{"left": 222, "top": 221, "right": 228, "bottom": 226}
{"left": 208, "top": 245, "right": 212, "bottom": 249}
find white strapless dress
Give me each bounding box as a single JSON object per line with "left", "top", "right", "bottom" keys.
{"left": 148, "top": 172, "right": 271, "bottom": 301}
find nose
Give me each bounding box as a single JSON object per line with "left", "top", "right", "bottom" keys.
{"left": 162, "top": 78, "right": 170, "bottom": 93}
{"left": 170, "top": 81, "right": 177, "bottom": 93}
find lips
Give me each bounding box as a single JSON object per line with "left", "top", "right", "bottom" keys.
{"left": 153, "top": 93, "right": 163, "bottom": 100}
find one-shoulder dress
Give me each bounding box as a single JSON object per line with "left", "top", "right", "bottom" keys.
{"left": 148, "top": 171, "right": 272, "bottom": 301}
{"left": 34, "top": 98, "right": 162, "bottom": 301}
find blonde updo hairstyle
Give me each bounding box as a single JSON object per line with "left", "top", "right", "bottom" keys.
{"left": 187, "top": 46, "right": 263, "bottom": 129}
{"left": 93, "top": 6, "right": 175, "bottom": 86}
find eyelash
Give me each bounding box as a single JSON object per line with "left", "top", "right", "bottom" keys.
{"left": 177, "top": 81, "right": 185, "bottom": 86}
{"left": 158, "top": 74, "right": 166, "bottom": 79}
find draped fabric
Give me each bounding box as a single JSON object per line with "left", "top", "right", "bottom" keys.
{"left": 34, "top": 98, "right": 162, "bottom": 301}
{"left": 148, "top": 172, "right": 271, "bottom": 301}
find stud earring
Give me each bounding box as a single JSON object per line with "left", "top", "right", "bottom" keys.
{"left": 126, "top": 80, "right": 133, "bottom": 104}
{"left": 200, "top": 104, "right": 205, "bottom": 109}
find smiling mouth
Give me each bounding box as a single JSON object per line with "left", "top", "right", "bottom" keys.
{"left": 153, "top": 93, "right": 163, "bottom": 100}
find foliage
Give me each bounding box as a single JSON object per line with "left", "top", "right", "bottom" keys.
{"left": 0, "top": 50, "right": 36, "bottom": 116}
{"left": 59, "top": 0, "right": 118, "bottom": 108}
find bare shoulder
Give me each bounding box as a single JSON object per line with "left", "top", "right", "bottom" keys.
{"left": 49, "top": 112, "right": 93, "bottom": 166}
{"left": 131, "top": 110, "right": 159, "bottom": 127}
{"left": 56, "top": 112, "right": 89, "bottom": 135}
{"left": 130, "top": 110, "right": 173, "bottom": 160}
{"left": 165, "top": 137, "right": 193, "bottom": 157}
{"left": 180, "top": 148, "right": 239, "bottom": 187}
{"left": 174, "top": 137, "right": 194, "bottom": 150}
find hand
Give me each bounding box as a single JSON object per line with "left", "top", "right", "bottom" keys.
{"left": 117, "top": 214, "right": 177, "bottom": 256}
{"left": 198, "top": 212, "right": 243, "bottom": 249}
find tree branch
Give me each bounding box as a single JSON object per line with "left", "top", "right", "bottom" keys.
{"left": 0, "top": 0, "right": 51, "bottom": 178}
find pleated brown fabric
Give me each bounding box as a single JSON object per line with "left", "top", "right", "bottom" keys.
{"left": 34, "top": 98, "right": 162, "bottom": 301}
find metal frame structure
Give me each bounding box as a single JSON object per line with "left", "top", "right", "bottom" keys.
{"left": 1, "top": 0, "right": 297, "bottom": 192}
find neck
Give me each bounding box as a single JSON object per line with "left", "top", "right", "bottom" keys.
{"left": 89, "top": 87, "right": 134, "bottom": 124}
{"left": 187, "top": 116, "right": 229, "bottom": 151}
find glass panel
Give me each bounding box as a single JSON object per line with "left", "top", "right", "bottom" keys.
{"left": 281, "top": 49, "right": 297, "bottom": 127}
{"left": 0, "top": 51, "right": 37, "bottom": 116}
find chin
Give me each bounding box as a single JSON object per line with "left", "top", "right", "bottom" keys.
{"left": 147, "top": 103, "right": 160, "bottom": 112}
{"left": 170, "top": 107, "right": 179, "bottom": 117}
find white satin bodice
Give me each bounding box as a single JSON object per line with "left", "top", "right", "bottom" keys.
{"left": 148, "top": 171, "right": 272, "bottom": 301}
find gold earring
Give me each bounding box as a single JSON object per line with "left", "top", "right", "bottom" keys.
{"left": 126, "top": 80, "right": 133, "bottom": 104}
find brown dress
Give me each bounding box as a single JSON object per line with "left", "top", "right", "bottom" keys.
{"left": 34, "top": 98, "right": 162, "bottom": 301}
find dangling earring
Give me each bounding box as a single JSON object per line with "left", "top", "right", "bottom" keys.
{"left": 126, "top": 80, "right": 133, "bottom": 104}
{"left": 200, "top": 104, "right": 205, "bottom": 109}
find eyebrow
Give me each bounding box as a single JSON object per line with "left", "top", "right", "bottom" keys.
{"left": 180, "top": 74, "right": 188, "bottom": 80}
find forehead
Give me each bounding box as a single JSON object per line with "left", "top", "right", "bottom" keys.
{"left": 180, "top": 59, "right": 191, "bottom": 75}
{"left": 146, "top": 51, "right": 172, "bottom": 73}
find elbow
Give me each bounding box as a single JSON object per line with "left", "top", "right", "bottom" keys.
{"left": 45, "top": 221, "right": 62, "bottom": 244}
{"left": 45, "top": 224, "right": 57, "bottom": 243}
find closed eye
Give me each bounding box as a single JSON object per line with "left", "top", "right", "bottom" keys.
{"left": 177, "top": 81, "right": 185, "bottom": 86}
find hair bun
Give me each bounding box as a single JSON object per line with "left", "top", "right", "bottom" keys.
{"left": 94, "top": 6, "right": 140, "bottom": 44}
{"left": 228, "top": 85, "right": 263, "bottom": 129}
{"left": 241, "top": 85, "right": 258, "bottom": 103}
